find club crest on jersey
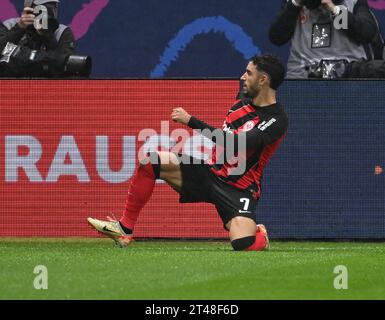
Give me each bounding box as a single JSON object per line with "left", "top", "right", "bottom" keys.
{"left": 242, "top": 120, "right": 258, "bottom": 132}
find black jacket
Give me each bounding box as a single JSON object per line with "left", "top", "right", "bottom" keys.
{"left": 0, "top": 20, "right": 75, "bottom": 77}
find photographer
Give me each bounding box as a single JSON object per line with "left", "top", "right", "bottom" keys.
{"left": 269, "top": 0, "right": 384, "bottom": 78}
{"left": 0, "top": 0, "right": 75, "bottom": 77}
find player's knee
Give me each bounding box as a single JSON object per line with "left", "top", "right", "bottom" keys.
{"left": 229, "top": 216, "right": 244, "bottom": 228}
{"left": 139, "top": 152, "right": 159, "bottom": 166}
{"left": 231, "top": 236, "right": 256, "bottom": 251}
{"left": 229, "top": 216, "right": 257, "bottom": 240}
{"left": 138, "top": 152, "right": 160, "bottom": 179}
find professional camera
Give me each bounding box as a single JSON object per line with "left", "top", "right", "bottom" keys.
{"left": 307, "top": 59, "right": 348, "bottom": 78}
{"left": 64, "top": 55, "right": 93, "bottom": 77}
{"left": 0, "top": 42, "right": 92, "bottom": 77}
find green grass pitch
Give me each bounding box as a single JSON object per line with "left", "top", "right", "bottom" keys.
{"left": 1, "top": 238, "right": 384, "bottom": 300}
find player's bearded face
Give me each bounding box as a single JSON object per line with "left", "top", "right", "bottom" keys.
{"left": 241, "top": 63, "right": 261, "bottom": 99}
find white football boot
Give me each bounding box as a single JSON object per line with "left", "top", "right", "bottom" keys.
{"left": 87, "top": 216, "right": 133, "bottom": 248}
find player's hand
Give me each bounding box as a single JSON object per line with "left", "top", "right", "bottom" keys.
{"left": 171, "top": 107, "right": 191, "bottom": 125}
{"left": 321, "top": 0, "right": 336, "bottom": 12}
{"left": 18, "top": 7, "right": 35, "bottom": 29}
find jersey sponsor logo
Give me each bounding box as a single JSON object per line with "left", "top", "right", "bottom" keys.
{"left": 257, "top": 118, "right": 276, "bottom": 131}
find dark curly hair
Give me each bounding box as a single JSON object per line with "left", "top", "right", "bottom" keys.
{"left": 250, "top": 54, "right": 286, "bottom": 90}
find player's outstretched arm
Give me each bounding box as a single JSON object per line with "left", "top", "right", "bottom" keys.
{"left": 171, "top": 107, "right": 287, "bottom": 152}
{"left": 171, "top": 107, "right": 216, "bottom": 130}
{"left": 188, "top": 113, "right": 287, "bottom": 152}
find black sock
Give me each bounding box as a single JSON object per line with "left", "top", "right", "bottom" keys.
{"left": 119, "top": 222, "right": 133, "bottom": 235}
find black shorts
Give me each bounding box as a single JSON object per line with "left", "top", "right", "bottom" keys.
{"left": 178, "top": 154, "right": 258, "bottom": 230}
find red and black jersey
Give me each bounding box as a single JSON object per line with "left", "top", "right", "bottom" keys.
{"left": 188, "top": 99, "right": 288, "bottom": 198}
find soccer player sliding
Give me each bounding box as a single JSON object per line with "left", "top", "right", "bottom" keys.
{"left": 88, "top": 54, "right": 289, "bottom": 251}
